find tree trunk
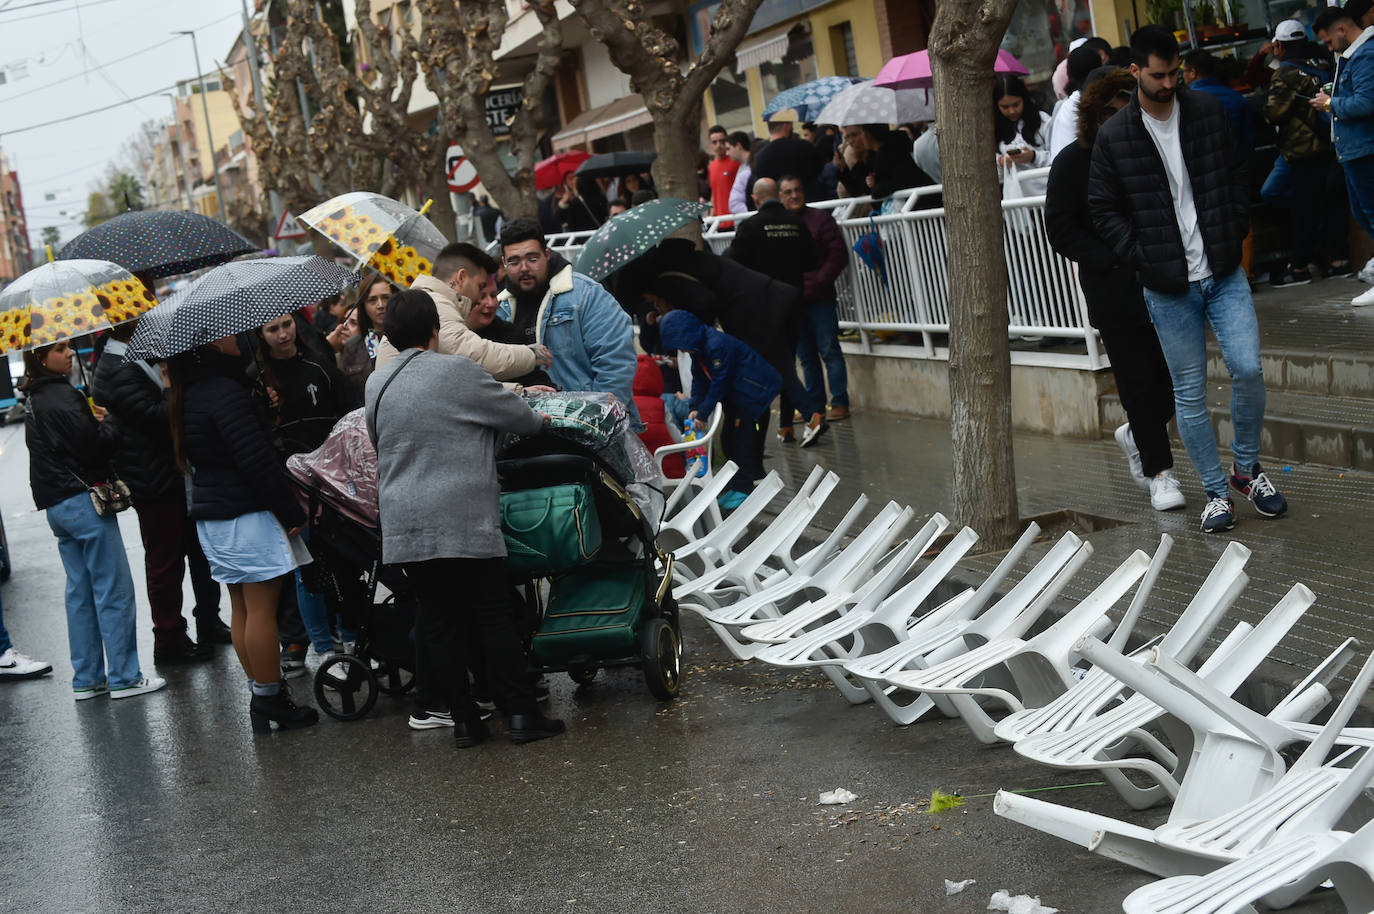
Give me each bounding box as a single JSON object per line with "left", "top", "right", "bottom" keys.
{"left": 930, "top": 0, "right": 1020, "bottom": 551}
{"left": 651, "top": 105, "right": 703, "bottom": 201}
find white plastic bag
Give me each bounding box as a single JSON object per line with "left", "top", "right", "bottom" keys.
{"left": 818, "top": 788, "right": 858, "bottom": 805}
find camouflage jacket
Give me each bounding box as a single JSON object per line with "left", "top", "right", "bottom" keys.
{"left": 1265, "top": 59, "right": 1334, "bottom": 160}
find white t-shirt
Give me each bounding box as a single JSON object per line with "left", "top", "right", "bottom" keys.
{"left": 1141, "top": 101, "right": 1210, "bottom": 282}
{"left": 1048, "top": 92, "right": 1081, "bottom": 162}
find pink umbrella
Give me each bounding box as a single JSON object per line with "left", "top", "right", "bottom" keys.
{"left": 874, "top": 49, "right": 1029, "bottom": 90}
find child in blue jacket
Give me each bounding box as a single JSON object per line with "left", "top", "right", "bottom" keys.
{"left": 659, "top": 309, "right": 781, "bottom": 509}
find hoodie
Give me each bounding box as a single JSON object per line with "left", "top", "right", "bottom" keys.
{"left": 658, "top": 310, "right": 780, "bottom": 421}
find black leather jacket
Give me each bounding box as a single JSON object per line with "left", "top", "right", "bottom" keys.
{"left": 24, "top": 376, "right": 120, "bottom": 511}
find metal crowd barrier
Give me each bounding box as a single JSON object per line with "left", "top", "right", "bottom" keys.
{"left": 543, "top": 171, "right": 1107, "bottom": 372}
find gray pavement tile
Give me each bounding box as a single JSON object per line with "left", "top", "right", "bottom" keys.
{"left": 1250, "top": 277, "right": 1374, "bottom": 354}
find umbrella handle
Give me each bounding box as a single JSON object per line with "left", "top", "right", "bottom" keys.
{"left": 419, "top": 198, "right": 433, "bottom": 215}
{"left": 45, "top": 244, "right": 54, "bottom": 263}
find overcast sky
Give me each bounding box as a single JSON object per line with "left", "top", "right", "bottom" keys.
{"left": 0, "top": 0, "right": 248, "bottom": 254}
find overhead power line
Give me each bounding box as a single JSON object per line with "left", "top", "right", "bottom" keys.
{"left": 0, "top": 82, "right": 179, "bottom": 137}
{"left": 0, "top": 0, "right": 118, "bottom": 24}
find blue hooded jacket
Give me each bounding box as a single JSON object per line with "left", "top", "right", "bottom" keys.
{"left": 658, "top": 310, "right": 781, "bottom": 420}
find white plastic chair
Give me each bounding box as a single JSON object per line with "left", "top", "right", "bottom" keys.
{"left": 668, "top": 470, "right": 786, "bottom": 580}
{"left": 842, "top": 528, "right": 1092, "bottom": 727}
{"left": 683, "top": 503, "right": 912, "bottom": 660}
{"left": 673, "top": 468, "right": 842, "bottom": 609}
{"left": 881, "top": 544, "right": 1159, "bottom": 745}
{"left": 655, "top": 460, "right": 739, "bottom": 559}
{"left": 656, "top": 402, "right": 724, "bottom": 520}
{"left": 992, "top": 537, "right": 1242, "bottom": 748}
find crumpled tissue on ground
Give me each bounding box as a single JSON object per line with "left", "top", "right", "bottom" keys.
{"left": 987, "top": 890, "right": 1059, "bottom": 914}
{"left": 944, "top": 878, "right": 976, "bottom": 895}
{"left": 818, "top": 788, "right": 858, "bottom": 805}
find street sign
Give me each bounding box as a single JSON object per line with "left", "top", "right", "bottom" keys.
{"left": 446, "top": 144, "right": 480, "bottom": 194}
{"left": 484, "top": 86, "right": 522, "bottom": 137}
{"left": 274, "top": 210, "right": 308, "bottom": 241}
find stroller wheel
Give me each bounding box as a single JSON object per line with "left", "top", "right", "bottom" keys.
{"left": 313, "top": 655, "right": 378, "bottom": 721}
{"left": 568, "top": 664, "right": 599, "bottom": 686}
{"left": 374, "top": 661, "right": 415, "bottom": 696}
{"left": 641, "top": 618, "right": 680, "bottom": 701}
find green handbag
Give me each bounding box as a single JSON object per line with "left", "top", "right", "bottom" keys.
{"left": 532, "top": 566, "right": 648, "bottom": 663}
{"left": 500, "top": 483, "right": 602, "bottom": 575}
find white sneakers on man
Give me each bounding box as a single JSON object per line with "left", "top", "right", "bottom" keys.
{"left": 1353, "top": 286, "right": 1374, "bottom": 307}
{"left": 1149, "top": 471, "right": 1186, "bottom": 511}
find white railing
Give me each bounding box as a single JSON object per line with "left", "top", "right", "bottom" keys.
{"left": 547, "top": 173, "right": 1108, "bottom": 372}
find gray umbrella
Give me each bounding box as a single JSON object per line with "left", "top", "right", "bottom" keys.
{"left": 128, "top": 255, "right": 358, "bottom": 359}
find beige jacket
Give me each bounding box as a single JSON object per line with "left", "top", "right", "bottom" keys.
{"left": 374, "top": 274, "right": 537, "bottom": 379}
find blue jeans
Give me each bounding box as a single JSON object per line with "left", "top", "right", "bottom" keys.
{"left": 1342, "top": 153, "right": 1374, "bottom": 242}
{"left": 796, "top": 300, "right": 849, "bottom": 408}
{"left": 45, "top": 492, "right": 142, "bottom": 689}
{"left": 295, "top": 528, "right": 347, "bottom": 654}
{"left": 1142, "top": 267, "right": 1264, "bottom": 497}
{"left": 1260, "top": 155, "right": 1291, "bottom": 204}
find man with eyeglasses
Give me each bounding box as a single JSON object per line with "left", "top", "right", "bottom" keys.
{"left": 1089, "top": 24, "right": 1286, "bottom": 534}
{"left": 375, "top": 242, "right": 551, "bottom": 382}
{"left": 495, "top": 218, "right": 639, "bottom": 425}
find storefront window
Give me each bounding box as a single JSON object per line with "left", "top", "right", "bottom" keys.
{"left": 759, "top": 31, "right": 819, "bottom": 106}
{"left": 710, "top": 68, "right": 754, "bottom": 133}
{"left": 1001, "top": 0, "right": 1094, "bottom": 86}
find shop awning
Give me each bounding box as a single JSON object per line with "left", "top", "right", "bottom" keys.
{"left": 551, "top": 94, "right": 652, "bottom": 148}
{"left": 735, "top": 26, "right": 791, "bottom": 73}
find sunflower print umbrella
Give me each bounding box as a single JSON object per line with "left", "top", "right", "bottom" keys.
{"left": 573, "top": 198, "right": 710, "bottom": 282}
{"left": 0, "top": 259, "right": 156, "bottom": 354}
{"left": 57, "top": 210, "right": 257, "bottom": 279}
{"left": 298, "top": 192, "right": 447, "bottom": 288}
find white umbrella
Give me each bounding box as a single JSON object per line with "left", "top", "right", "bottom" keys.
{"left": 813, "top": 82, "right": 934, "bottom": 127}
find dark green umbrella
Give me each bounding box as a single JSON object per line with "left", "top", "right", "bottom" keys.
{"left": 573, "top": 198, "right": 708, "bottom": 281}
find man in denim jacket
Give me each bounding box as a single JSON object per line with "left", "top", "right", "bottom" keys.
{"left": 1314, "top": 6, "right": 1374, "bottom": 305}
{"left": 496, "top": 217, "right": 640, "bottom": 425}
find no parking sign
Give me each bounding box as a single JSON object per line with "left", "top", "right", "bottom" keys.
{"left": 446, "top": 144, "right": 479, "bottom": 193}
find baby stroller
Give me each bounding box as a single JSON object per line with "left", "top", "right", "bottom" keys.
{"left": 287, "top": 411, "right": 417, "bottom": 721}
{"left": 498, "top": 392, "right": 681, "bottom": 700}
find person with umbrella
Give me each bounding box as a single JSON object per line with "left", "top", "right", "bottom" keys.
{"left": 23, "top": 340, "right": 165, "bottom": 701}
{"left": 92, "top": 320, "right": 229, "bottom": 665}
{"left": 835, "top": 123, "right": 933, "bottom": 200}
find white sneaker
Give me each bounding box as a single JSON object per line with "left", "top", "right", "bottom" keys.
{"left": 1149, "top": 470, "right": 1186, "bottom": 511}
{"left": 1360, "top": 257, "right": 1374, "bottom": 284}
{"left": 109, "top": 676, "right": 167, "bottom": 700}
{"left": 1353, "top": 286, "right": 1374, "bottom": 307}
{"left": 1113, "top": 424, "right": 1149, "bottom": 489}
{"left": 408, "top": 709, "right": 454, "bottom": 730}
{"left": 0, "top": 647, "right": 53, "bottom": 680}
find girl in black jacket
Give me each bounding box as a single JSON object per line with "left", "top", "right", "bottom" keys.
{"left": 168, "top": 335, "right": 317, "bottom": 733}
{"left": 23, "top": 340, "right": 164, "bottom": 700}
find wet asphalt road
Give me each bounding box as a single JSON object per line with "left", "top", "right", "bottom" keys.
{"left": 0, "top": 418, "right": 1347, "bottom": 914}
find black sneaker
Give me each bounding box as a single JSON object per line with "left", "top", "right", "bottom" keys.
{"left": 509, "top": 711, "right": 566, "bottom": 744}
{"left": 408, "top": 709, "right": 455, "bottom": 730}
{"left": 1199, "top": 492, "right": 1236, "bottom": 534}
{"left": 1270, "top": 269, "right": 1312, "bottom": 287}
{"left": 153, "top": 639, "right": 212, "bottom": 665}
{"left": 1328, "top": 260, "right": 1355, "bottom": 278}
{"left": 1229, "top": 462, "right": 1288, "bottom": 518}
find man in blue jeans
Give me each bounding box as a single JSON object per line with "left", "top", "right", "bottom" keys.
{"left": 1313, "top": 6, "right": 1374, "bottom": 306}
{"left": 779, "top": 175, "right": 851, "bottom": 421}
{"left": 1089, "top": 24, "right": 1288, "bottom": 533}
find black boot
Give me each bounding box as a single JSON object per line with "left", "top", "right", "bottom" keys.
{"left": 249, "top": 684, "right": 319, "bottom": 733}
{"left": 197, "top": 617, "right": 233, "bottom": 645}
{"left": 508, "top": 711, "right": 565, "bottom": 744}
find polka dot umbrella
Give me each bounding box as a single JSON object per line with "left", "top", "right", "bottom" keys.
{"left": 127, "top": 255, "right": 359, "bottom": 360}
{"left": 298, "top": 191, "right": 447, "bottom": 289}
{"left": 813, "top": 81, "right": 935, "bottom": 127}
{"left": 573, "top": 198, "right": 710, "bottom": 282}
{"left": 57, "top": 210, "right": 257, "bottom": 280}
{"left": 0, "top": 259, "right": 157, "bottom": 355}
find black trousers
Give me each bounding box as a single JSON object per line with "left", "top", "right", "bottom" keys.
{"left": 721, "top": 403, "right": 769, "bottom": 493}
{"left": 1097, "top": 318, "right": 1176, "bottom": 479}
{"left": 404, "top": 557, "right": 535, "bottom": 719}
{"left": 771, "top": 327, "right": 821, "bottom": 426}
{"left": 1285, "top": 154, "right": 1334, "bottom": 272}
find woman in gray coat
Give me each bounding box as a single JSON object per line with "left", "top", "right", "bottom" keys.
{"left": 365, "top": 290, "right": 564, "bottom": 747}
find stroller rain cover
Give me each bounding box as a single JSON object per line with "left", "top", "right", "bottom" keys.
{"left": 287, "top": 408, "right": 380, "bottom": 527}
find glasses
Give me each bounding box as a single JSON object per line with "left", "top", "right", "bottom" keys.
{"left": 504, "top": 253, "right": 545, "bottom": 269}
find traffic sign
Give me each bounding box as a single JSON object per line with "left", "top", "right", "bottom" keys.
{"left": 274, "top": 210, "right": 308, "bottom": 241}
{"left": 446, "top": 144, "right": 480, "bottom": 193}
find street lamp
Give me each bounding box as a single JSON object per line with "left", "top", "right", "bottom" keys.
{"left": 175, "top": 29, "right": 229, "bottom": 225}
{"left": 163, "top": 92, "right": 196, "bottom": 212}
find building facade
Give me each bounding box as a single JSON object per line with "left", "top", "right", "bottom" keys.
{"left": 0, "top": 148, "right": 31, "bottom": 285}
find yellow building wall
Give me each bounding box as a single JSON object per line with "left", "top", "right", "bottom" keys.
{"left": 1089, "top": 0, "right": 1134, "bottom": 46}
{"left": 807, "top": 0, "right": 883, "bottom": 79}
{"left": 188, "top": 90, "right": 242, "bottom": 182}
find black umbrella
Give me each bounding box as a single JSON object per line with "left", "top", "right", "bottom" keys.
{"left": 128, "top": 255, "right": 358, "bottom": 360}
{"left": 58, "top": 210, "right": 258, "bottom": 280}
{"left": 573, "top": 151, "right": 657, "bottom": 180}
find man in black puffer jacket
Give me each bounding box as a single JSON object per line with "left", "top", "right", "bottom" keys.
{"left": 1088, "top": 24, "right": 1287, "bottom": 535}
{"left": 92, "top": 323, "right": 226, "bottom": 663}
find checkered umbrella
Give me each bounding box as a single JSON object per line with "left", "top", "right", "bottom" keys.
{"left": 298, "top": 191, "right": 447, "bottom": 289}
{"left": 57, "top": 210, "right": 257, "bottom": 279}
{"left": 762, "top": 76, "right": 869, "bottom": 122}
{"left": 0, "top": 259, "right": 156, "bottom": 355}
{"left": 572, "top": 198, "right": 709, "bottom": 281}
{"left": 127, "top": 255, "right": 358, "bottom": 359}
